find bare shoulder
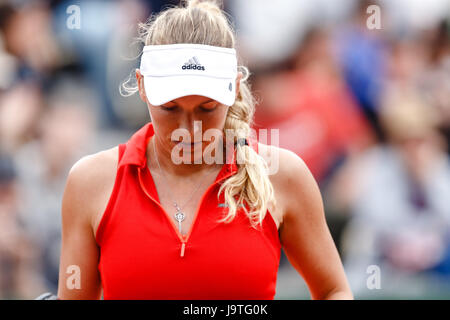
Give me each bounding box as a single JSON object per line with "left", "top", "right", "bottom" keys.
{"left": 70, "top": 146, "right": 119, "bottom": 177}
{"left": 64, "top": 146, "right": 119, "bottom": 235}
{"left": 257, "top": 142, "right": 313, "bottom": 190}
{"left": 257, "top": 142, "right": 319, "bottom": 228}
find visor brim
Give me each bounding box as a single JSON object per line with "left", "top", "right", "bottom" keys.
{"left": 143, "top": 75, "right": 236, "bottom": 107}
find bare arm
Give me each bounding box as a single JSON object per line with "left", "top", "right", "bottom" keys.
{"left": 278, "top": 149, "right": 353, "bottom": 300}
{"left": 57, "top": 154, "right": 111, "bottom": 299}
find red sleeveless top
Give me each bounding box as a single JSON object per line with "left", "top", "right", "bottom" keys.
{"left": 95, "top": 122, "right": 281, "bottom": 299}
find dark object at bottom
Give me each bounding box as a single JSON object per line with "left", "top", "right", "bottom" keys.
{"left": 35, "top": 292, "right": 58, "bottom": 300}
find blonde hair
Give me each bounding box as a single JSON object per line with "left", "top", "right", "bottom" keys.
{"left": 122, "top": 0, "right": 276, "bottom": 229}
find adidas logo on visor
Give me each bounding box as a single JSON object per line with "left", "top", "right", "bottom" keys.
{"left": 182, "top": 56, "right": 205, "bottom": 71}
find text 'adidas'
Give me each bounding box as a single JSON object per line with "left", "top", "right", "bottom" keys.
{"left": 182, "top": 56, "right": 206, "bottom": 71}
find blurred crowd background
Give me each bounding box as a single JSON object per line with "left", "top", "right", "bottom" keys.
{"left": 0, "top": 0, "right": 449, "bottom": 299}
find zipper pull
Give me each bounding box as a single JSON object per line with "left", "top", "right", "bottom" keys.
{"left": 180, "top": 242, "right": 186, "bottom": 257}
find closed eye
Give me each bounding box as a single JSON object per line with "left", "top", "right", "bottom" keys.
{"left": 199, "top": 106, "right": 217, "bottom": 112}
{"left": 159, "top": 101, "right": 219, "bottom": 112}
{"left": 199, "top": 102, "right": 219, "bottom": 112}
{"left": 160, "top": 105, "right": 177, "bottom": 112}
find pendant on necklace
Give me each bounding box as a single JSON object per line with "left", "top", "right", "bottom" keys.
{"left": 173, "top": 203, "right": 186, "bottom": 234}
{"left": 174, "top": 211, "right": 185, "bottom": 234}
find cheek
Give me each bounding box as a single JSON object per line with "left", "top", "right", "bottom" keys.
{"left": 148, "top": 106, "right": 176, "bottom": 126}
{"left": 205, "top": 107, "right": 229, "bottom": 127}
{"left": 148, "top": 111, "right": 178, "bottom": 140}
{"left": 205, "top": 112, "right": 226, "bottom": 124}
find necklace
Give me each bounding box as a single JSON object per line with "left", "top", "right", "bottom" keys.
{"left": 152, "top": 139, "right": 218, "bottom": 235}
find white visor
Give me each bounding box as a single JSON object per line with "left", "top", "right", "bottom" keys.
{"left": 139, "top": 43, "right": 238, "bottom": 106}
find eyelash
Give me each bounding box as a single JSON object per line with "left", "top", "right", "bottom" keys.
{"left": 200, "top": 106, "right": 217, "bottom": 112}
{"left": 161, "top": 105, "right": 217, "bottom": 112}
{"left": 161, "top": 106, "right": 177, "bottom": 111}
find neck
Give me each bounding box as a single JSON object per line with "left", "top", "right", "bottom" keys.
{"left": 147, "top": 136, "right": 227, "bottom": 177}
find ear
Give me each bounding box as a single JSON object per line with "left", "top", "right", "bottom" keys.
{"left": 235, "top": 71, "right": 243, "bottom": 97}
{"left": 136, "top": 69, "right": 147, "bottom": 103}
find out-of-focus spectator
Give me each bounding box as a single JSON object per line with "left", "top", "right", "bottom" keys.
{"left": 380, "top": 18, "right": 450, "bottom": 153}
{"left": 0, "top": 82, "right": 44, "bottom": 153}
{"left": 253, "top": 28, "right": 374, "bottom": 184}
{"left": 0, "top": 1, "right": 65, "bottom": 78}
{"left": 252, "top": 28, "right": 375, "bottom": 260}
{"left": 0, "top": 152, "right": 46, "bottom": 299}
{"left": 52, "top": 0, "right": 152, "bottom": 129}
{"left": 333, "top": 0, "right": 388, "bottom": 141}
{"left": 331, "top": 95, "right": 450, "bottom": 298}
{"left": 106, "top": 0, "right": 156, "bottom": 129}
{"left": 419, "top": 19, "right": 450, "bottom": 155}
{"left": 12, "top": 80, "right": 97, "bottom": 293}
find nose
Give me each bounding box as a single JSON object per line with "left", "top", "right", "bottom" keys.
{"left": 177, "top": 118, "right": 203, "bottom": 143}
{"left": 193, "top": 120, "right": 202, "bottom": 136}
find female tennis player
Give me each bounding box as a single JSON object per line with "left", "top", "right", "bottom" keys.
{"left": 56, "top": 0, "right": 353, "bottom": 300}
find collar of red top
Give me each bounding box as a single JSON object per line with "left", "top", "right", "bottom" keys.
{"left": 118, "top": 122, "right": 256, "bottom": 178}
